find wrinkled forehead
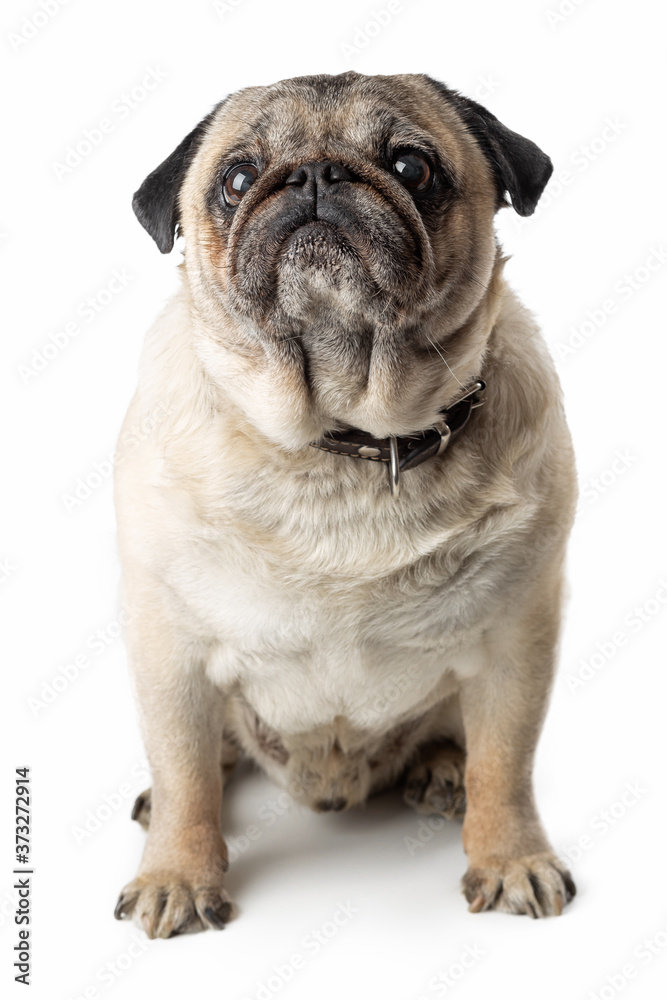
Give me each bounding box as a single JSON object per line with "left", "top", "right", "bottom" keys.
{"left": 195, "top": 73, "right": 472, "bottom": 177}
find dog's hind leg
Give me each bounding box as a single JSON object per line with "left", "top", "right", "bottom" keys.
{"left": 403, "top": 739, "right": 466, "bottom": 819}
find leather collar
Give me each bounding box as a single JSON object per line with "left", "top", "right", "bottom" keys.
{"left": 310, "top": 378, "right": 486, "bottom": 497}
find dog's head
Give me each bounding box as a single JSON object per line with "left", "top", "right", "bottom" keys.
{"left": 133, "top": 73, "right": 551, "bottom": 446}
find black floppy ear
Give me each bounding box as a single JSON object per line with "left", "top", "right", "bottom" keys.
{"left": 132, "top": 105, "right": 220, "bottom": 253}
{"left": 425, "top": 78, "right": 553, "bottom": 217}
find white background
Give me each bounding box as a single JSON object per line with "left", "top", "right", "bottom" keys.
{"left": 2, "top": 0, "right": 666, "bottom": 998}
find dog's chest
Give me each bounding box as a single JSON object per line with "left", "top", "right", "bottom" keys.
{"left": 172, "top": 469, "right": 497, "bottom": 734}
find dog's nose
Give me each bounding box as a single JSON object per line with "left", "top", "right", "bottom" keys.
{"left": 285, "top": 160, "right": 355, "bottom": 188}
{"left": 316, "top": 796, "right": 348, "bottom": 812}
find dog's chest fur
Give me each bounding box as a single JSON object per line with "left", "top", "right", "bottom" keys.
{"left": 135, "top": 418, "right": 528, "bottom": 740}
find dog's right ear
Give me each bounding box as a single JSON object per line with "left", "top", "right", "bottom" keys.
{"left": 132, "top": 104, "right": 220, "bottom": 253}
{"left": 424, "top": 77, "right": 553, "bottom": 217}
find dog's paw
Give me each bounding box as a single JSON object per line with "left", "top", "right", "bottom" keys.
{"left": 404, "top": 747, "right": 466, "bottom": 819}
{"left": 114, "top": 875, "right": 233, "bottom": 938}
{"left": 131, "top": 788, "right": 152, "bottom": 830}
{"left": 462, "top": 853, "right": 576, "bottom": 918}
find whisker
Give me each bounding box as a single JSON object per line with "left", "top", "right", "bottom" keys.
{"left": 426, "top": 335, "right": 466, "bottom": 389}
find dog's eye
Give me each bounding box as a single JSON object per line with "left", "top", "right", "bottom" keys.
{"left": 392, "top": 152, "right": 432, "bottom": 192}
{"left": 223, "top": 163, "right": 259, "bottom": 206}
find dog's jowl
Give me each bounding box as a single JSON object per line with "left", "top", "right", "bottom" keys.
{"left": 114, "top": 72, "right": 576, "bottom": 937}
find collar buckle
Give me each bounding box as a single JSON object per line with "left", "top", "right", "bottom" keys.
{"left": 311, "top": 377, "right": 487, "bottom": 498}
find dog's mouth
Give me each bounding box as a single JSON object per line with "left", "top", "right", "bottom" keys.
{"left": 281, "top": 221, "right": 356, "bottom": 266}
{"left": 273, "top": 217, "right": 371, "bottom": 322}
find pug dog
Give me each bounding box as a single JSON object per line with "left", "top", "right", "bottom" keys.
{"left": 113, "top": 71, "right": 577, "bottom": 938}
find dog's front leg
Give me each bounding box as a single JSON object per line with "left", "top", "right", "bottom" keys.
{"left": 458, "top": 575, "right": 575, "bottom": 918}
{"left": 114, "top": 593, "right": 230, "bottom": 938}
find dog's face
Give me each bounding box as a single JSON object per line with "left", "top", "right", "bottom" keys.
{"left": 134, "top": 72, "right": 552, "bottom": 444}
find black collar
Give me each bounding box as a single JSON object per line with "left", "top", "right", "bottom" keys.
{"left": 310, "top": 379, "right": 486, "bottom": 497}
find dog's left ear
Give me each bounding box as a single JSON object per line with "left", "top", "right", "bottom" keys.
{"left": 425, "top": 78, "right": 553, "bottom": 217}
{"left": 132, "top": 104, "right": 220, "bottom": 253}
